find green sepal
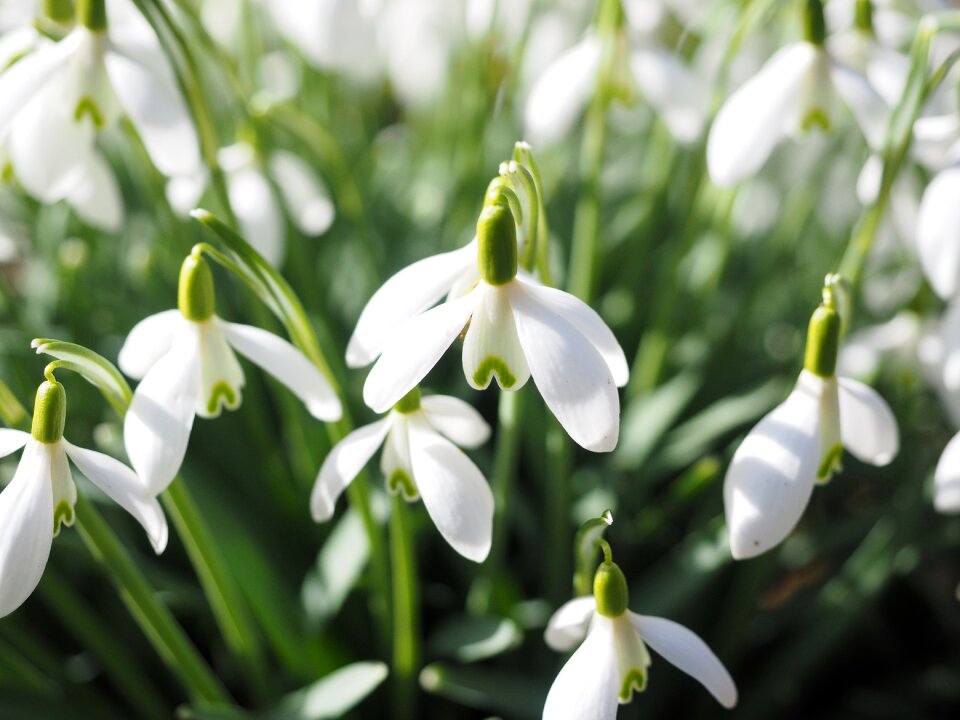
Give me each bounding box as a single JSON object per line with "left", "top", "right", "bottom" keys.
{"left": 803, "top": 0, "right": 826, "bottom": 45}
{"left": 179, "top": 251, "right": 216, "bottom": 322}
{"left": 76, "top": 0, "right": 106, "bottom": 30}
{"left": 32, "top": 339, "right": 133, "bottom": 418}
{"left": 31, "top": 380, "right": 66, "bottom": 444}
{"left": 393, "top": 387, "right": 421, "bottom": 414}
{"left": 594, "top": 561, "right": 629, "bottom": 618}
{"left": 803, "top": 304, "right": 840, "bottom": 377}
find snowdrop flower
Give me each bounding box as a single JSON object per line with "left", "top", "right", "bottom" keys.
{"left": 543, "top": 554, "right": 737, "bottom": 719}
{"left": 933, "top": 431, "right": 960, "bottom": 514}
{"left": 0, "top": 0, "right": 200, "bottom": 214}
{"left": 362, "top": 189, "right": 628, "bottom": 452}
{"left": 914, "top": 117, "right": 960, "bottom": 299}
{"left": 0, "top": 378, "right": 167, "bottom": 617}
{"left": 312, "top": 387, "right": 493, "bottom": 561}
{"left": 525, "top": 0, "right": 707, "bottom": 147}
{"left": 119, "top": 249, "right": 341, "bottom": 494}
{"left": 724, "top": 283, "right": 899, "bottom": 559}
{"left": 707, "top": 0, "right": 887, "bottom": 186}
{"left": 167, "top": 142, "right": 335, "bottom": 267}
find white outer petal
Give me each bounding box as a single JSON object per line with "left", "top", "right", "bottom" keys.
{"left": 0, "top": 429, "right": 30, "bottom": 459}
{"left": 507, "top": 281, "right": 620, "bottom": 453}
{"left": 544, "top": 597, "right": 597, "bottom": 652}
{"left": 543, "top": 616, "right": 619, "bottom": 720}
{"left": 65, "top": 151, "right": 124, "bottom": 232}
{"left": 118, "top": 310, "right": 184, "bottom": 380}
{"left": 837, "top": 377, "right": 899, "bottom": 466}
{"left": 220, "top": 320, "right": 342, "bottom": 422}
{"left": 407, "top": 416, "right": 493, "bottom": 563}
{"left": 916, "top": 166, "right": 960, "bottom": 299}
{"left": 346, "top": 241, "right": 477, "bottom": 368}
{"left": 723, "top": 376, "right": 821, "bottom": 559}
{"left": 630, "top": 612, "right": 738, "bottom": 709}
{"left": 629, "top": 46, "right": 706, "bottom": 144}
{"left": 707, "top": 42, "right": 817, "bottom": 186}
{"left": 934, "top": 431, "right": 960, "bottom": 514}
{"left": 123, "top": 330, "right": 200, "bottom": 494}
{"left": 0, "top": 440, "right": 54, "bottom": 618}
{"left": 524, "top": 36, "right": 601, "bottom": 147}
{"left": 420, "top": 395, "right": 490, "bottom": 449}
{"left": 310, "top": 418, "right": 391, "bottom": 522}
{"left": 62, "top": 439, "right": 168, "bottom": 553}
{"left": 363, "top": 292, "right": 480, "bottom": 414}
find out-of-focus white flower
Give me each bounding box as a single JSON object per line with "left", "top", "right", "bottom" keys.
{"left": 362, "top": 195, "right": 627, "bottom": 452}
{"left": 0, "top": 379, "right": 167, "bottom": 617}
{"left": 915, "top": 117, "right": 960, "bottom": 299}
{"left": 837, "top": 311, "right": 922, "bottom": 379}
{"left": 543, "top": 559, "right": 736, "bottom": 719}
{"left": 312, "top": 388, "right": 493, "bottom": 561}
{"left": 724, "top": 295, "right": 898, "bottom": 559}
{"left": 120, "top": 250, "right": 341, "bottom": 493}
{"left": 933, "top": 431, "right": 960, "bottom": 513}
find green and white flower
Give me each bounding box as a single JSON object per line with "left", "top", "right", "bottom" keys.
{"left": 311, "top": 388, "right": 493, "bottom": 562}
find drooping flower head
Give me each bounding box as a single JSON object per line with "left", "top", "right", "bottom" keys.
{"left": 0, "top": 376, "right": 167, "bottom": 617}
{"left": 724, "top": 276, "right": 899, "bottom": 559}
{"left": 312, "top": 387, "right": 493, "bottom": 562}
{"left": 543, "top": 544, "right": 737, "bottom": 718}
{"left": 120, "top": 247, "right": 342, "bottom": 494}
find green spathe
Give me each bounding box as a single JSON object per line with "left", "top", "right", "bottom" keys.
{"left": 32, "top": 380, "right": 66, "bottom": 444}
{"left": 594, "top": 561, "right": 628, "bottom": 618}
{"left": 179, "top": 251, "right": 216, "bottom": 322}
{"left": 76, "top": 0, "right": 106, "bottom": 30}
{"left": 477, "top": 202, "right": 517, "bottom": 286}
{"left": 803, "top": 304, "right": 840, "bottom": 377}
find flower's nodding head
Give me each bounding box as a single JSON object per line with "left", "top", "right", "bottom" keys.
{"left": 594, "top": 560, "right": 628, "bottom": 618}
{"left": 803, "top": 303, "right": 840, "bottom": 377}
{"left": 178, "top": 249, "right": 216, "bottom": 322}
{"left": 76, "top": 0, "right": 106, "bottom": 31}
{"left": 44, "top": 0, "right": 75, "bottom": 25}
{"left": 477, "top": 183, "right": 518, "bottom": 286}
{"left": 31, "top": 380, "right": 66, "bottom": 444}
{"left": 393, "top": 386, "right": 421, "bottom": 414}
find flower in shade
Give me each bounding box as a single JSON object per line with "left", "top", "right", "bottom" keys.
{"left": 544, "top": 558, "right": 737, "bottom": 719}
{"left": 934, "top": 431, "right": 960, "bottom": 514}
{"left": 311, "top": 388, "right": 493, "bottom": 562}
{"left": 724, "top": 289, "right": 899, "bottom": 559}
{"left": 120, "top": 250, "right": 341, "bottom": 494}
{"left": 0, "top": 379, "right": 167, "bottom": 617}
{"left": 362, "top": 192, "right": 627, "bottom": 452}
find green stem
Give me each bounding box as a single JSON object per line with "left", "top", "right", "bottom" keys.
{"left": 390, "top": 495, "right": 420, "bottom": 720}
{"left": 544, "top": 418, "right": 572, "bottom": 606}
{"left": 74, "top": 495, "right": 230, "bottom": 705}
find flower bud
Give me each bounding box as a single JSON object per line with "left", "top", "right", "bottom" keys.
{"left": 76, "top": 0, "right": 106, "bottom": 31}
{"left": 803, "top": 304, "right": 840, "bottom": 377}
{"left": 594, "top": 561, "right": 628, "bottom": 618}
{"left": 31, "top": 381, "right": 66, "bottom": 444}
{"left": 855, "top": 0, "right": 873, "bottom": 33}
{"left": 178, "top": 250, "right": 216, "bottom": 322}
{"left": 477, "top": 192, "right": 517, "bottom": 286}
{"left": 394, "top": 386, "right": 421, "bottom": 414}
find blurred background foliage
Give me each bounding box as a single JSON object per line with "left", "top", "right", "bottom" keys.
{"left": 0, "top": 0, "right": 958, "bottom": 718}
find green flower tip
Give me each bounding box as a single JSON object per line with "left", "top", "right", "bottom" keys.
{"left": 394, "top": 386, "right": 421, "bottom": 414}
{"left": 76, "top": 0, "right": 106, "bottom": 30}
{"left": 32, "top": 380, "right": 66, "bottom": 444}
{"left": 803, "top": 0, "right": 826, "bottom": 45}
{"left": 43, "top": 0, "right": 74, "bottom": 24}
{"left": 477, "top": 188, "right": 518, "bottom": 286}
{"left": 855, "top": 0, "right": 873, "bottom": 33}
{"left": 803, "top": 303, "right": 840, "bottom": 377}
{"left": 594, "top": 561, "right": 629, "bottom": 618}
{"left": 178, "top": 249, "right": 216, "bottom": 322}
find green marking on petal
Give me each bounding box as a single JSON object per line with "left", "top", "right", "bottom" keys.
{"left": 387, "top": 469, "right": 418, "bottom": 501}
{"left": 74, "top": 97, "right": 105, "bottom": 129}
{"left": 817, "top": 443, "right": 843, "bottom": 483}
{"left": 801, "top": 108, "right": 831, "bottom": 133}
{"left": 619, "top": 668, "right": 647, "bottom": 703}
{"left": 53, "top": 499, "right": 75, "bottom": 535}
{"left": 473, "top": 357, "right": 516, "bottom": 389}
{"left": 207, "top": 381, "right": 238, "bottom": 416}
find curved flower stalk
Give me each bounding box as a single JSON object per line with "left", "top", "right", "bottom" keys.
{"left": 707, "top": 0, "right": 888, "bottom": 187}
{"left": 724, "top": 279, "right": 899, "bottom": 559}
{"left": 168, "top": 142, "right": 335, "bottom": 267}
{"left": 543, "top": 541, "right": 736, "bottom": 718}
{"left": 120, "top": 248, "right": 342, "bottom": 494}
{"left": 0, "top": 0, "right": 200, "bottom": 223}
{"left": 0, "top": 377, "right": 167, "bottom": 618}
{"left": 362, "top": 186, "right": 628, "bottom": 452}
{"left": 312, "top": 387, "right": 493, "bottom": 562}
{"left": 525, "top": 0, "right": 707, "bottom": 147}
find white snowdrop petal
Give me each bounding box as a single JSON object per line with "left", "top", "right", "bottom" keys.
{"left": 707, "top": 43, "right": 816, "bottom": 186}
{"left": 268, "top": 150, "right": 335, "bottom": 236}
{"left": 228, "top": 166, "right": 286, "bottom": 267}
{"left": 525, "top": 36, "right": 602, "bottom": 147}
{"left": 0, "top": 429, "right": 29, "bottom": 459}
{"left": 123, "top": 333, "right": 200, "bottom": 495}
{"left": 62, "top": 439, "right": 168, "bottom": 554}
{"left": 310, "top": 418, "right": 391, "bottom": 522}
{"left": 543, "top": 617, "right": 619, "bottom": 720}
{"left": 220, "top": 320, "right": 342, "bottom": 422}
{"left": 346, "top": 241, "right": 477, "bottom": 368}
{"left": 363, "top": 292, "right": 480, "bottom": 414}
{"left": 723, "top": 377, "right": 821, "bottom": 559}
{"left": 544, "top": 597, "right": 597, "bottom": 652}
{"left": 66, "top": 151, "right": 124, "bottom": 232}
{"left": 462, "top": 284, "right": 530, "bottom": 391}
{"left": 934, "top": 431, "right": 960, "bottom": 514}
{"left": 0, "top": 441, "right": 54, "bottom": 618}
{"left": 196, "top": 321, "right": 245, "bottom": 419}
{"left": 118, "top": 310, "right": 184, "bottom": 380}
{"left": 830, "top": 61, "right": 889, "bottom": 150}
{"left": 837, "top": 377, "right": 899, "bottom": 466}
{"left": 420, "top": 395, "right": 490, "bottom": 449}
{"left": 407, "top": 418, "right": 493, "bottom": 563}
{"left": 916, "top": 166, "right": 960, "bottom": 299}
{"left": 629, "top": 46, "right": 706, "bottom": 144}
{"left": 630, "top": 612, "right": 738, "bottom": 709}
{"left": 507, "top": 281, "right": 620, "bottom": 453}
